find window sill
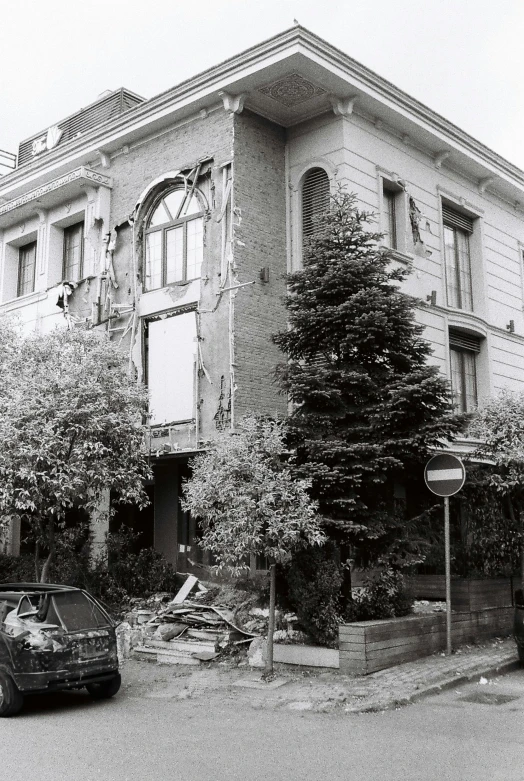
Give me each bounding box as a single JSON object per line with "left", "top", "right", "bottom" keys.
{"left": 0, "top": 290, "right": 47, "bottom": 310}
{"left": 380, "top": 247, "right": 414, "bottom": 265}
{"left": 144, "top": 278, "right": 200, "bottom": 294}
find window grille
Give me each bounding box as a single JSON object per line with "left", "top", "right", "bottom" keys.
{"left": 442, "top": 205, "right": 474, "bottom": 234}
{"left": 448, "top": 331, "right": 481, "bottom": 353}
{"left": 302, "top": 168, "right": 329, "bottom": 239}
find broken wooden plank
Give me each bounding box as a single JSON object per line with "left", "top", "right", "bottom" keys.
{"left": 170, "top": 575, "right": 199, "bottom": 605}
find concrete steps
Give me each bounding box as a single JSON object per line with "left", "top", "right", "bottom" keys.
{"left": 133, "top": 635, "right": 218, "bottom": 665}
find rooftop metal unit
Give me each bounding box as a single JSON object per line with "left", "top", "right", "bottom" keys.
{"left": 17, "top": 88, "right": 145, "bottom": 167}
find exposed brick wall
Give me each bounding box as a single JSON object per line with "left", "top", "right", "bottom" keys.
{"left": 108, "top": 110, "right": 233, "bottom": 225}
{"left": 232, "top": 111, "right": 288, "bottom": 421}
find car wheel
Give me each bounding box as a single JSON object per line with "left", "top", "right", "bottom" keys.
{"left": 0, "top": 671, "right": 24, "bottom": 717}
{"left": 86, "top": 673, "right": 121, "bottom": 700}
{"left": 518, "top": 645, "right": 524, "bottom": 666}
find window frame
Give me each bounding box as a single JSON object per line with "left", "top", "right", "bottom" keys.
{"left": 443, "top": 206, "right": 474, "bottom": 311}
{"left": 378, "top": 175, "right": 409, "bottom": 255}
{"left": 301, "top": 167, "right": 330, "bottom": 244}
{"left": 17, "top": 241, "right": 37, "bottom": 298}
{"left": 449, "top": 331, "right": 480, "bottom": 413}
{"left": 144, "top": 186, "right": 205, "bottom": 291}
{"left": 62, "top": 221, "right": 85, "bottom": 283}
{"left": 382, "top": 184, "right": 399, "bottom": 250}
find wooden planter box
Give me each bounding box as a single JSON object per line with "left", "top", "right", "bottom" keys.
{"left": 407, "top": 575, "right": 513, "bottom": 609}
{"left": 339, "top": 606, "right": 513, "bottom": 675}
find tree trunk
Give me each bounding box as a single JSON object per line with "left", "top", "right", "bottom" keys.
{"left": 34, "top": 540, "right": 40, "bottom": 582}
{"left": 264, "top": 563, "right": 276, "bottom": 678}
{"left": 40, "top": 517, "right": 55, "bottom": 584}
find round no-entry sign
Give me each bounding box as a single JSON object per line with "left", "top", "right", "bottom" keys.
{"left": 424, "top": 453, "right": 466, "bottom": 497}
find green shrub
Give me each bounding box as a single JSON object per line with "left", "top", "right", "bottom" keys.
{"left": 0, "top": 553, "right": 35, "bottom": 583}
{"left": 346, "top": 568, "right": 414, "bottom": 622}
{"left": 0, "top": 527, "right": 179, "bottom": 611}
{"left": 284, "top": 543, "right": 343, "bottom": 648}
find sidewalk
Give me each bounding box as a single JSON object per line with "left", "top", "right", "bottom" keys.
{"left": 124, "top": 636, "right": 520, "bottom": 714}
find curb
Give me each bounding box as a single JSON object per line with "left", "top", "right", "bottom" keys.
{"left": 352, "top": 656, "right": 520, "bottom": 713}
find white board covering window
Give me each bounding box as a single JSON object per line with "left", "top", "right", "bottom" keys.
{"left": 147, "top": 311, "right": 197, "bottom": 425}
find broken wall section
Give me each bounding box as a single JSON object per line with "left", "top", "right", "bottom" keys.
{"left": 99, "top": 109, "right": 235, "bottom": 453}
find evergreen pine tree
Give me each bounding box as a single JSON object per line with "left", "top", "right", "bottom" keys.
{"left": 273, "top": 191, "right": 463, "bottom": 571}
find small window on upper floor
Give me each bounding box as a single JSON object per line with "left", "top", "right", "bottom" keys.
{"left": 144, "top": 185, "right": 204, "bottom": 291}
{"left": 449, "top": 330, "right": 480, "bottom": 412}
{"left": 382, "top": 185, "right": 398, "bottom": 249}
{"left": 17, "top": 242, "right": 37, "bottom": 297}
{"left": 380, "top": 180, "right": 407, "bottom": 253}
{"left": 63, "top": 222, "right": 84, "bottom": 283}
{"left": 443, "top": 206, "right": 474, "bottom": 311}
{"left": 302, "top": 167, "right": 330, "bottom": 244}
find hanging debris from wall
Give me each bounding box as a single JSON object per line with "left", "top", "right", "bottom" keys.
{"left": 409, "top": 195, "right": 423, "bottom": 245}
{"left": 214, "top": 375, "right": 231, "bottom": 431}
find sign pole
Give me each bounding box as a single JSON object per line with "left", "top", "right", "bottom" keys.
{"left": 424, "top": 453, "right": 466, "bottom": 659}
{"left": 444, "top": 496, "right": 452, "bottom": 655}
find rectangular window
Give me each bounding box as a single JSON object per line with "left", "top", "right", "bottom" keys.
{"left": 146, "top": 311, "right": 197, "bottom": 425}
{"left": 449, "top": 331, "right": 480, "bottom": 412}
{"left": 63, "top": 222, "right": 84, "bottom": 282}
{"left": 145, "top": 232, "right": 162, "bottom": 290}
{"left": 443, "top": 206, "right": 474, "bottom": 311}
{"left": 17, "top": 242, "right": 37, "bottom": 297}
{"left": 382, "top": 186, "right": 398, "bottom": 249}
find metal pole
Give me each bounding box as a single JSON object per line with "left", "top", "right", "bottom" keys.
{"left": 444, "top": 496, "right": 452, "bottom": 655}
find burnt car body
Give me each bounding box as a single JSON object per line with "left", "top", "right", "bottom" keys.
{"left": 0, "top": 583, "right": 120, "bottom": 716}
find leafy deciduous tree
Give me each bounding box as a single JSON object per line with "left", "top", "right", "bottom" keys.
{"left": 182, "top": 415, "right": 325, "bottom": 675}
{"left": 468, "top": 389, "right": 524, "bottom": 589}
{"left": 0, "top": 319, "right": 151, "bottom": 582}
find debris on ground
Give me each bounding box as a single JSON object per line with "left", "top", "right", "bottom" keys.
{"left": 125, "top": 575, "right": 263, "bottom": 666}
{"left": 413, "top": 600, "right": 446, "bottom": 614}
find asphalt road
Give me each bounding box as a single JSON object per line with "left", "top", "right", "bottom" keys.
{"left": 4, "top": 665, "right": 524, "bottom": 781}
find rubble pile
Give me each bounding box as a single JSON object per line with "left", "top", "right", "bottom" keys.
{"left": 124, "top": 575, "right": 261, "bottom": 666}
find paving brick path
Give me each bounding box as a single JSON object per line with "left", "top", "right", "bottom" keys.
{"left": 125, "top": 637, "right": 519, "bottom": 714}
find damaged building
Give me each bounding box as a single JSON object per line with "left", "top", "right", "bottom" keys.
{"left": 2, "top": 27, "right": 524, "bottom": 567}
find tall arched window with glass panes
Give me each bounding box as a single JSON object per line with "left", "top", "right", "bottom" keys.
{"left": 144, "top": 185, "right": 204, "bottom": 290}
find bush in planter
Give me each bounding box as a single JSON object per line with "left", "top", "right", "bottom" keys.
{"left": 346, "top": 568, "right": 414, "bottom": 621}
{"left": 284, "top": 543, "right": 343, "bottom": 648}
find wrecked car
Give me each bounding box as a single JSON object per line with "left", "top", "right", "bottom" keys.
{"left": 0, "top": 583, "right": 120, "bottom": 717}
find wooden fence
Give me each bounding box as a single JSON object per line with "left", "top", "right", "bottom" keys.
{"left": 407, "top": 576, "right": 513, "bottom": 610}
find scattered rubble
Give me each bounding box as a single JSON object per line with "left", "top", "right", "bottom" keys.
{"left": 125, "top": 576, "right": 263, "bottom": 666}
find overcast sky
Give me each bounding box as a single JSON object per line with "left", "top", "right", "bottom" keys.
{"left": 2, "top": 0, "right": 524, "bottom": 170}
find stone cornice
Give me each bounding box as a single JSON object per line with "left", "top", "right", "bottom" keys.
{"left": 1, "top": 26, "right": 524, "bottom": 200}
{"left": 0, "top": 167, "right": 112, "bottom": 218}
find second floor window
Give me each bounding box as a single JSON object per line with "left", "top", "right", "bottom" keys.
{"left": 302, "top": 167, "right": 330, "bottom": 243}
{"left": 449, "top": 330, "right": 480, "bottom": 412}
{"left": 144, "top": 186, "right": 204, "bottom": 291}
{"left": 63, "top": 222, "right": 84, "bottom": 282}
{"left": 443, "top": 205, "right": 474, "bottom": 311}
{"left": 382, "top": 185, "right": 398, "bottom": 249}
{"left": 18, "top": 242, "right": 37, "bottom": 297}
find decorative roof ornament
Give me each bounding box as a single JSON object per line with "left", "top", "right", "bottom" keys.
{"left": 259, "top": 73, "right": 326, "bottom": 107}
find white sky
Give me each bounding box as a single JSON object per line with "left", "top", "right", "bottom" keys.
{"left": 2, "top": 0, "right": 524, "bottom": 169}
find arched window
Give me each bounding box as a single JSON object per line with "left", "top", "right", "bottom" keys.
{"left": 302, "top": 167, "right": 330, "bottom": 241}
{"left": 144, "top": 185, "right": 204, "bottom": 290}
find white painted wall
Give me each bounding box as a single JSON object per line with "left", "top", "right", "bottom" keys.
{"left": 287, "top": 110, "right": 524, "bottom": 404}
{"left": 147, "top": 311, "right": 197, "bottom": 425}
